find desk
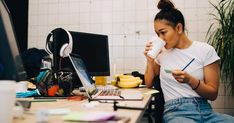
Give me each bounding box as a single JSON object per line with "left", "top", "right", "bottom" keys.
{"left": 14, "top": 88, "right": 154, "bottom": 123}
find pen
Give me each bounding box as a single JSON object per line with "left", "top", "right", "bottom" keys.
{"left": 182, "top": 58, "right": 195, "bottom": 71}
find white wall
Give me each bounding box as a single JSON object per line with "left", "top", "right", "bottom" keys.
{"left": 28, "top": 0, "right": 234, "bottom": 115}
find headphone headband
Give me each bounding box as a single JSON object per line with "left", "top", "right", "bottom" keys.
{"left": 45, "top": 28, "right": 73, "bottom": 58}
{"left": 60, "top": 29, "right": 73, "bottom": 57}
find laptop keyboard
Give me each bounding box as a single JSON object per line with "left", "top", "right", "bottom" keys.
{"left": 99, "top": 90, "right": 121, "bottom": 96}
{"left": 96, "top": 85, "right": 118, "bottom": 91}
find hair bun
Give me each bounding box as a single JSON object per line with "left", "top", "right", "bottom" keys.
{"left": 157, "top": 0, "right": 175, "bottom": 10}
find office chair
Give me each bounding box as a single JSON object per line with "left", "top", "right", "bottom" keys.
{"left": 131, "top": 71, "right": 164, "bottom": 123}
{"left": 143, "top": 75, "right": 165, "bottom": 123}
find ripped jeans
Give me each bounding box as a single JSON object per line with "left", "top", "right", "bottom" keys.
{"left": 163, "top": 97, "right": 234, "bottom": 123}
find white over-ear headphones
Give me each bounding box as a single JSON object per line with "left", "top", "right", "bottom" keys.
{"left": 59, "top": 29, "right": 73, "bottom": 58}
{"left": 45, "top": 28, "right": 73, "bottom": 58}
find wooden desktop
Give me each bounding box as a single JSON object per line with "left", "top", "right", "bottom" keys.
{"left": 13, "top": 88, "right": 154, "bottom": 123}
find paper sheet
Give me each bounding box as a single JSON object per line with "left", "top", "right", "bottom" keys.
{"left": 63, "top": 111, "right": 115, "bottom": 121}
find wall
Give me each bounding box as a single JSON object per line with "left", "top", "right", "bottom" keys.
{"left": 28, "top": 0, "right": 234, "bottom": 115}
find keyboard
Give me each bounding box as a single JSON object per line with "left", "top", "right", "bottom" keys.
{"left": 79, "top": 85, "right": 118, "bottom": 92}
{"left": 96, "top": 85, "right": 118, "bottom": 91}
{"left": 99, "top": 90, "right": 121, "bottom": 96}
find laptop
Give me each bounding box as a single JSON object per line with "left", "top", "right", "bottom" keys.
{"left": 68, "top": 54, "right": 143, "bottom": 101}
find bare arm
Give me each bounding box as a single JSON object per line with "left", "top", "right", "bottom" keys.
{"left": 144, "top": 60, "right": 160, "bottom": 88}
{"left": 190, "top": 61, "right": 219, "bottom": 100}
{"left": 144, "top": 42, "right": 160, "bottom": 88}
{"left": 172, "top": 61, "right": 220, "bottom": 101}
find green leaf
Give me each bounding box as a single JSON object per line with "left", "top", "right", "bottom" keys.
{"left": 207, "top": 0, "right": 234, "bottom": 95}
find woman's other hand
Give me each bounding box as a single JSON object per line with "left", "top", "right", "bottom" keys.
{"left": 172, "top": 69, "right": 191, "bottom": 84}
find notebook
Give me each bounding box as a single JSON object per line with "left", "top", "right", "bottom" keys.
{"left": 68, "top": 54, "right": 143, "bottom": 101}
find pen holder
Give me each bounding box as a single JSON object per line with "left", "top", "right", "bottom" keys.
{"left": 35, "top": 69, "right": 75, "bottom": 97}
{"left": 35, "top": 70, "right": 53, "bottom": 96}
{"left": 57, "top": 71, "right": 74, "bottom": 96}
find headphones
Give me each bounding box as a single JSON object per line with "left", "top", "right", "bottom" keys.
{"left": 46, "top": 28, "right": 73, "bottom": 58}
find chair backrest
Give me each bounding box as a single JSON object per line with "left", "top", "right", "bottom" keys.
{"left": 151, "top": 75, "right": 165, "bottom": 123}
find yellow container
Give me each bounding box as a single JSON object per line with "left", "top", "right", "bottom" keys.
{"left": 94, "top": 76, "right": 107, "bottom": 85}
{"left": 111, "top": 80, "right": 117, "bottom": 86}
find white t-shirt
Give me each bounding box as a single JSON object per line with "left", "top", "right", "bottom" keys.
{"left": 156, "top": 41, "right": 220, "bottom": 102}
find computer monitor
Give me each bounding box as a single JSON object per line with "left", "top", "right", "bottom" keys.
{"left": 60, "top": 31, "right": 110, "bottom": 77}
{"left": 0, "top": 0, "right": 27, "bottom": 81}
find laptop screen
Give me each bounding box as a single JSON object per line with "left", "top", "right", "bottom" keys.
{"left": 69, "top": 54, "right": 143, "bottom": 101}
{"left": 68, "top": 54, "right": 97, "bottom": 96}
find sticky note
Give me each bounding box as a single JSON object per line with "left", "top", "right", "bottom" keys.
{"left": 164, "top": 69, "right": 172, "bottom": 73}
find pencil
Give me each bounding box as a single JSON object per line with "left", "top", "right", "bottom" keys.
{"left": 182, "top": 58, "right": 195, "bottom": 71}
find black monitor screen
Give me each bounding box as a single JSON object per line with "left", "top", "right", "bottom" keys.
{"left": 0, "top": 0, "right": 27, "bottom": 81}
{"left": 61, "top": 31, "right": 110, "bottom": 76}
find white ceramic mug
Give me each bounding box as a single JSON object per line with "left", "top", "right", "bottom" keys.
{"left": 0, "top": 80, "right": 16, "bottom": 123}
{"left": 147, "top": 36, "right": 166, "bottom": 59}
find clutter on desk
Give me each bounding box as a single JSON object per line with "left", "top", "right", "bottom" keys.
{"left": 16, "top": 81, "right": 35, "bottom": 98}
{"left": 32, "top": 69, "right": 74, "bottom": 97}
{"left": 19, "top": 47, "right": 76, "bottom": 97}
{"left": 16, "top": 81, "right": 29, "bottom": 92}
{"left": 57, "top": 71, "right": 74, "bottom": 96}
{"left": 47, "top": 108, "right": 71, "bottom": 115}
{"left": 16, "top": 89, "right": 40, "bottom": 98}
{"left": 27, "top": 82, "right": 36, "bottom": 89}
{"left": 67, "top": 95, "right": 85, "bottom": 101}
{"left": 34, "top": 69, "right": 53, "bottom": 96}
{"left": 63, "top": 111, "right": 116, "bottom": 122}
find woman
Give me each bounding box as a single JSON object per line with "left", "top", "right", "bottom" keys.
{"left": 144, "top": 0, "right": 234, "bottom": 122}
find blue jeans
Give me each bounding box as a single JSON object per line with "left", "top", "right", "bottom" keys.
{"left": 163, "top": 97, "right": 234, "bottom": 123}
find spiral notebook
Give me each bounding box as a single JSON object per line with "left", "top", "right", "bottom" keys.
{"left": 68, "top": 54, "right": 143, "bottom": 101}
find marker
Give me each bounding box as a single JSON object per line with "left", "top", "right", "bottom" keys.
{"left": 182, "top": 58, "right": 195, "bottom": 71}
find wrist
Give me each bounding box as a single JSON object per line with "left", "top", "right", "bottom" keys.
{"left": 192, "top": 80, "right": 200, "bottom": 90}
{"left": 187, "top": 76, "right": 201, "bottom": 90}
{"left": 188, "top": 77, "right": 201, "bottom": 90}
{"left": 147, "top": 59, "right": 155, "bottom": 64}
{"left": 186, "top": 75, "right": 192, "bottom": 85}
